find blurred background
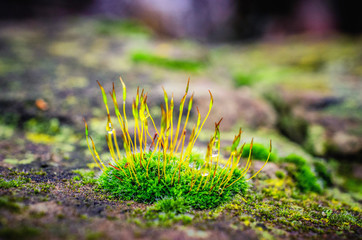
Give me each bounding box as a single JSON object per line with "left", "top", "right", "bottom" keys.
{"left": 1, "top": 0, "right": 362, "bottom": 40}
{"left": 0, "top": 0, "right": 361, "bottom": 194}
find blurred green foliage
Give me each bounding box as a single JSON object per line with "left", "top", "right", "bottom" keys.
{"left": 275, "top": 170, "right": 286, "bottom": 179}
{"left": 313, "top": 160, "right": 332, "bottom": 188}
{"left": 241, "top": 143, "right": 278, "bottom": 162}
{"left": 96, "top": 19, "right": 151, "bottom": 36}
{"left": 24, "top": 118, "right": 60, "bottom": 136}
{"left": 131, "top": 52, "right": 204, "bottom": 71}
{"left": 0, "top": 196, "right": 21, "bottom": 212}
{"left": 283, "top": 154, "right": 321, "bottom": 193}
{"left": 233, "top": 72, "right": 256, "bottom": 86}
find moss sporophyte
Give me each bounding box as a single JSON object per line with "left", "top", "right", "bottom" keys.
{"left": 84, "top": 77, "right": 271, "bottom": 209}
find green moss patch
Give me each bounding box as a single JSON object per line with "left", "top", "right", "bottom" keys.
{"left": 241, "top": 143, "right": 277, "bottom": 162}
{"left": 131, "top": 52, "right": 204, "bottom": 71}
{"left": 99, "top": 152, "right": 247, "bottom": 210}
{"left": 283, "top": 154, "right": 322, "bottom": 193}
{"left": 0, "top": 177, "right": 30, "bottom": 189}
{"left": 72, "top": 169, "right": 97, "bottom": 185}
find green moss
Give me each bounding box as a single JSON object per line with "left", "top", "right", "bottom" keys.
{"left": 232, "top": 67, "right": 296, "bottom": 87}
{"left": 30, "top": 169, "right": 47, "bottom": 176}
{"left": 283, "top": 154, "right": 321, "bottom": 193}
{"left": 233, "top": 72, "right": 256, "bottom": 86}
{"left": 152, "top": 197, "right": 190, "bottom": 214}
{"left": 32, "top": 183, "right": 54, "bottom": 194}
{"left": 143, "top": 197, "right": 194, "bottom": 226}
{"left": 145, "top": 210, "right": 193, "bottom": 227}
{"left": 275, "top": 170, "right": 286, "bottom": 179}
{"left": 0, "top": 177, "right": 30, "bottom": 189}
{"left": 23, "top": 117, "right": 80, "bottom": 155}
{"left": 144, "top": 211, "right": 193, "bottom": 227}
{"left": 329, "top": 211, "right": 359, "bottom": 225}
{"left": 99, "top": 152, "right": 248, "bottom": 209}
{"left": 4, "top": 153, "right": 36, "bottom": 165}
{"left": 72, "top": 169, "right": 97, "bottom": 185}
{"left": 343, "top": 178, "right": 362, "bottom": 196}
{"left": 241, "top": 143, "right": 277, "bottom": 162}
{"left": 238, "top": 185, "right": 361, "bottom": 234}
{"left": 131, "top": 52, "right": 204, "bottom": 71}
{"left": 24, "top": 118, "right": 60, "bottom": 136}
{"left": 277, "top": 207, "right": 292, "bottom": 217}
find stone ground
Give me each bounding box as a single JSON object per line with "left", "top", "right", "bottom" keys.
{"left": 0, "top": 18, "right": 361, "bottom": 239}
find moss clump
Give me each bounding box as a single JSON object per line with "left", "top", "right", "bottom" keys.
{"left": 152, "top": 197, "right": 190, "bottom": 214}
{"left": 86, "top": 78, "right": 271, "bottom": 210}
{"left": 275, "top": 170, "right": 286, "bottom": 179}
{"left": 0, "top": 177, "right": 30, "bottom": 189}
{"left": 283, "top": 154, "right": 321, "bottom": 193}
{"left": 241, "top": 143, "right": 277, "bottom": 162}
{"left": 99, "top": 152, "right": 247, "bottom": 209}
{"left": 131, "top": 52, "right": 204, "bottom": 71}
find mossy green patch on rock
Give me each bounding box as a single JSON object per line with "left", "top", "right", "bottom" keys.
{"left": 142, "top": 197, "right": 194, "bottom": 227}
{"left": 99, "top": 152, "right": 248, "bottom": 210}
{"left": 131, "top": 52, "right": 204, "bottom": 71}
{"left": 241, "top": 143, "right": 277, "bottom": 162}
{"left": 283, "top": 154, "right": 322, "bottom": 193}
{"left": 0, "top": 177, "right": 30, "bottom": 189}
{"left": 151, "top": 197, "right": 191, "bottom": 214}
{"left": 72, "top": 169, "right": 97, "bottom": 185}
{"left": 24, "top": 118, "right": 61, "bottom": 136}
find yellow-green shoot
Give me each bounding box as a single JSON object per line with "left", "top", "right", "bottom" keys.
{"left": 84, "top": 77, "right": 271, "bottom": 209}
